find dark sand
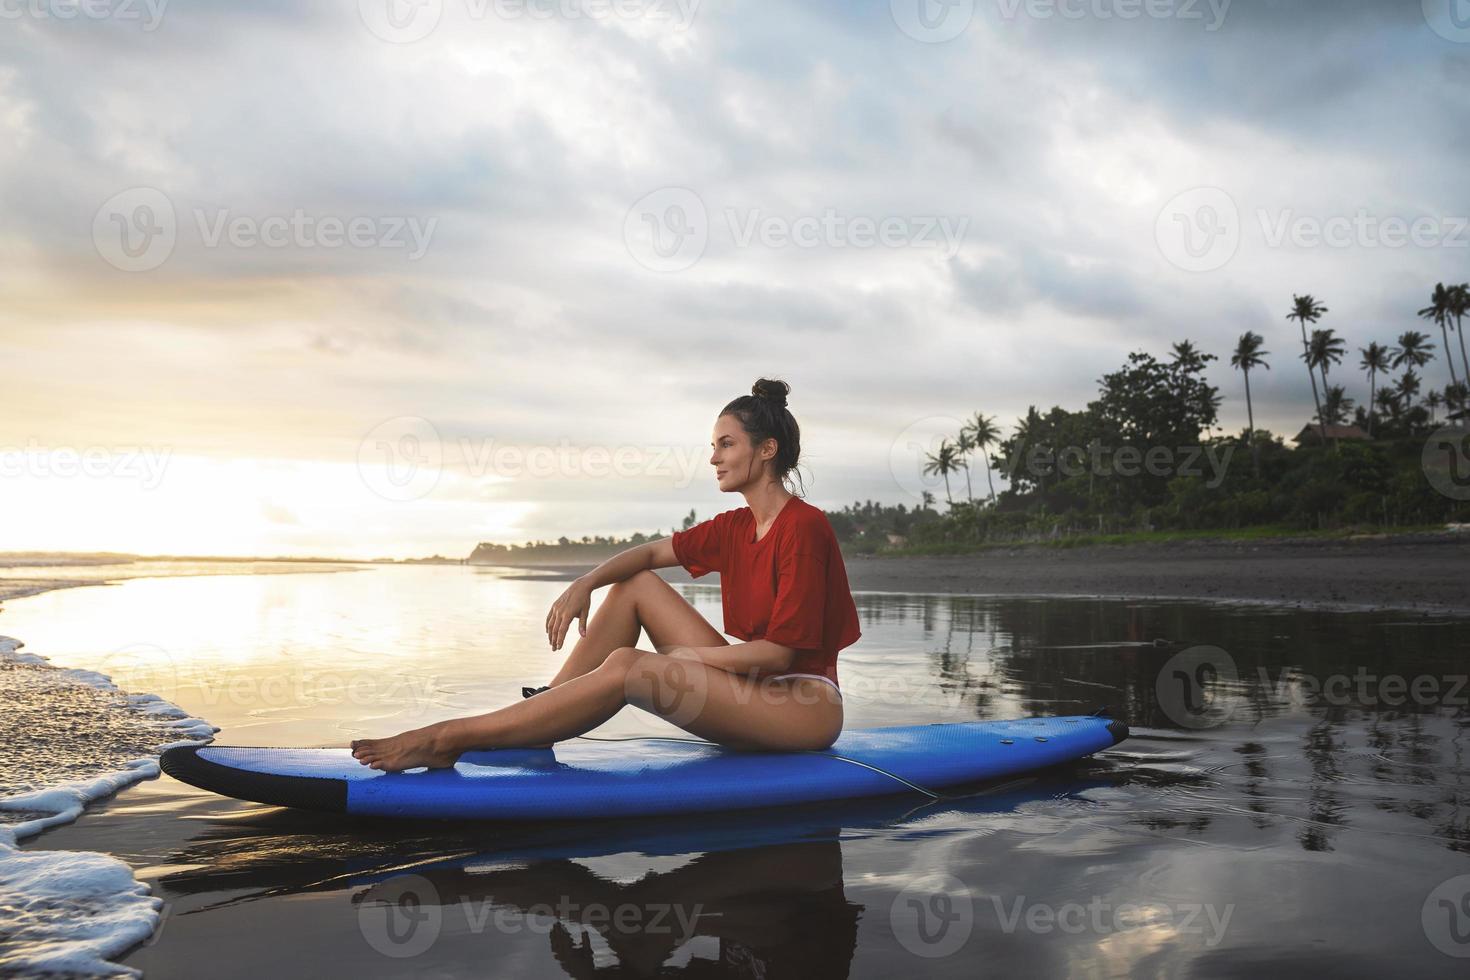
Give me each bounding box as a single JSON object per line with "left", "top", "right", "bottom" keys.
{"left": 488, "top": 531, "right": 1470, "bottom": 616}
{"left": 839, "top": 532, "right": 1470, "bottom": 615}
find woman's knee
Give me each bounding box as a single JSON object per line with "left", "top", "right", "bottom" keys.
{"left": 607, "top": 569, "right": 660, "bottom": 600}
{"left": 598, "top": 645, "right": 647, "bottom": 674}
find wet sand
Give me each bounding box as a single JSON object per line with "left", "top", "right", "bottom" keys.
{"left": 484, "top": 531, "right": 1470, "bottom": 616}
{"left": 839, "top": 532, "right": 1470, "bottom": 615}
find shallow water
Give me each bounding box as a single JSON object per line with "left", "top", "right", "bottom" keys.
{"left": 7, "top": 565, "right": 1470, "bottom": 977}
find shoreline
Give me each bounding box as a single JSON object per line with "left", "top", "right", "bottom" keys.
{"left": 495, "top": 530, "right": 1470, "bottom": 617}
{"left": 7, "top": 532, "right": 1467, "bottom": 619}
{"left": 837, "top": 530, "right": 1470, "bottom": 616}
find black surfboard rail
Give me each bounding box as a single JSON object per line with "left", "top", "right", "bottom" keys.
{"left": 160, "top": 744, "right": 348, "bottom": 813}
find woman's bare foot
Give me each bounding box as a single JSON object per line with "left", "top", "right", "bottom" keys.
{"left": 350, "top": 723, "right": 462, "bottom": 772}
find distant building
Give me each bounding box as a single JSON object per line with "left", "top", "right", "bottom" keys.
{"left": 885, "top": 533, "right": 909, "bottom": 548}
{"left": 1294, "top": 423, "right": 1370, "bottom": 445}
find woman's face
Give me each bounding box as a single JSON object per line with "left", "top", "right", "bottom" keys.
{"left": 709, "top": 414, "right": 773, "bottom": 491}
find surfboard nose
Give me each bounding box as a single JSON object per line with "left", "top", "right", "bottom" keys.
{"left": 160, "top": 744, "right": 349, "bottom": 813}
{"left": 1105, "top": 719, "right": 1130, "bottom": 745}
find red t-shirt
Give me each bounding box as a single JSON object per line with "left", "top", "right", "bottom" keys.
{"left": 670, "top": 496, "right": 861, "bottom": 686}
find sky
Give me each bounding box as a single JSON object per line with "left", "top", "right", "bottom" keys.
{"left": 1, "top": 0, "right": 1468, "bottom": 558}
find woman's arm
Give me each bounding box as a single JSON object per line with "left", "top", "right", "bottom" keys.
{"left": 548, "top": 541, "right": 680, "bottom": 650}
{"left": 670, "top": 640, "right": 795, "bottom": 675}
{"left": 576, "top": 537, "right": 683, "bottom": 589}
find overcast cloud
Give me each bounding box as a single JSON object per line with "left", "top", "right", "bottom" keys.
{"left": 2, "top": 1, "right": 1467, "bottom": 556}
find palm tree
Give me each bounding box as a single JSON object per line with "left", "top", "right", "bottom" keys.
{"left": 1390, "top": 330, "right": 1436, "bottom": 411}
{"left": 1230, "top": 331, "right": 1268, "bottom": 471}
{"left": 1012, "top": 407, "right": 1045, "bottom": 496}
{"left": 952, "top": 429, "right": 976, "bottom": 504}
{"left": 1308, "top": 328, "right": 1346, "bottom": 395}
{"left": 1396, "top": 369, "right": 1422, "bottom": 416}
{"left": 1446, "top": 381, "right": 1469, "bottom": 417}
{"left": 1377, "top": 386, "right": 1402, "bottom": 424}
{"left": 961, "top": 411, "right": 1001, "bottom": 505}
{"left": 1450, "top": 283, "right": 1470, "bottom": 387}
{"left": 922, "top": 439, "right": 959, "bottom": 507}
{"left": 1417, "top": 282, "right": 1461, "bottom": 389}
{"left": 1287, "top": 294, "right": 1330, "bottom": 443}
{"left": 1319, "top": 385, "right": 1355, "bottom": 426}
{"left": 1170, "top": 340, "right": 1207, "bottom": 371}
{"left": 1426, "top": 389, "right": 1443, "bottom": 424}
{"left": 1358, "top": 341, "right": 1390, "bottom": 436}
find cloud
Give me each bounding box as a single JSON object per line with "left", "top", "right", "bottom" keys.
{"left": 1, "top": 1, "right": 1466, "bottom": 552}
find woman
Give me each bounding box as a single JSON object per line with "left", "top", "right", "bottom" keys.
{"left": 350, "top": 378, "right": 862, "bottom": 772}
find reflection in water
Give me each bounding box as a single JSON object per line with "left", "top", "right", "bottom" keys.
{"left": 3, "top": 568, "right": 1466, "bottom": 976}
{"left": 130, "top": 776, "right": 1102, "bottom": 978}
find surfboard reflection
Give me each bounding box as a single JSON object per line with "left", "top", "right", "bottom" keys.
{"left": 139, "top": 771, "right": 1114, "bottom": 977}
{"left": 352, "top": 839, "right": 859, "bottom": 977}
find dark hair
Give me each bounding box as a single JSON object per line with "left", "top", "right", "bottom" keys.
{"left": 720, "top": 378, "right": 805, "bottom": 495}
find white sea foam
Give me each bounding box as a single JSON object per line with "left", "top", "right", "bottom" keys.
{"left": 0, "top": 634, "right": 217, "bottom": 977}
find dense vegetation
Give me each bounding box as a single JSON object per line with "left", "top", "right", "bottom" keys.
{"left": 848, "top": 287, "right": 1470, "bottom": 552}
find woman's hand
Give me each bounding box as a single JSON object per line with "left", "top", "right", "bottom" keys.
{"left": 545, "top": 577, "right": 593, "bottom": 652}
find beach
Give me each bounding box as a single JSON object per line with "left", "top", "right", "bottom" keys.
{"left": 511, "top": 529, "right": 1470, "bottom": 616}
{"left": 4, "top": 545, "right": 1470, "bottom": 977}
{"left": 842, "top": 531, "right": 1470, "bottom": 614}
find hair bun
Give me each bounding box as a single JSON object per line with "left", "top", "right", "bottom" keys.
{"left": 751, "top": 378, "right": 789, "bottom": 409}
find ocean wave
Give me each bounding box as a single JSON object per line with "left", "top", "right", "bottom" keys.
{"left": 0, "top": 634, "right": 217, "bottom": 978}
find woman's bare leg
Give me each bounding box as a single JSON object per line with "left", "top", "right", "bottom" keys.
{"left": 349, "top": 647, "right": 842, "bottom": 772}
{"left": 546, "top": 570, "right": 728, "bottom": 687}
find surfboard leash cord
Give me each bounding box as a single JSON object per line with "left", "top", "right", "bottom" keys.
{"left": 571, "top": 733, "right": 1017, "bottom": 802}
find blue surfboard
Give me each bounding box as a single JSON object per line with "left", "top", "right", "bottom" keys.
{"left": 159, "top": 713, "right": 1128, "bottom": 820}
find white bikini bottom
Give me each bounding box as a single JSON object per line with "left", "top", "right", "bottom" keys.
{"left": 767, "top": 672, "right": 842, "bottom": 699}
